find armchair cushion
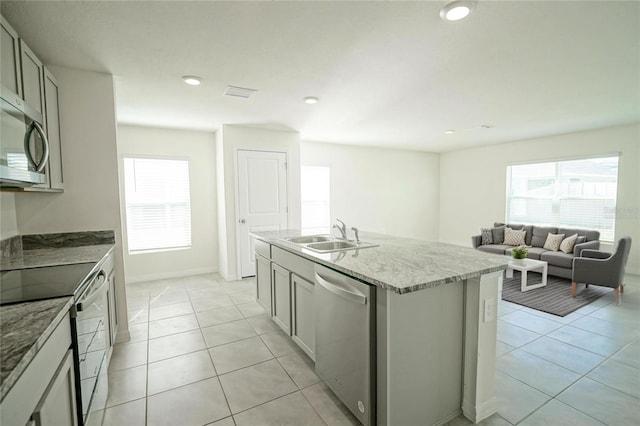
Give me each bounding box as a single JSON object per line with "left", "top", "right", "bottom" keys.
{"left": 572, "top": 237, "right": 632, "bottom": 289}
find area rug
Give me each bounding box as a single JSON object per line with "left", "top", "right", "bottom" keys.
{"left": 502, "top": 271, "right": 612, "bottom": 317}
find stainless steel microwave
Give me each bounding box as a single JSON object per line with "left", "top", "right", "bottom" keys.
{"left": 0, "top": 92, "right": 49, "bottom": 187}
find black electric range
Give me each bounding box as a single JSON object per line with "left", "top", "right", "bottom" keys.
{"left": 0, "top": 262, "right": 98, "bottom": 306}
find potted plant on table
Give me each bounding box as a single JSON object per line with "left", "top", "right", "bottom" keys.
{"left": 512, "top": 245, "right": 528, "bottom": 260}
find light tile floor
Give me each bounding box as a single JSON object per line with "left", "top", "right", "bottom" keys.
{"left": 105, "top": 274, "right": 359, "bottom": 426}
{"left": 451, "top": 273, "right": 640, "bottom": 426}
{"left": 107, "top": 273, "right": 640, "bottom": 425}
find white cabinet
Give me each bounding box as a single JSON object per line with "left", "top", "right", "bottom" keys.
{"left": 18, "top": 39, "right": 45, "bottom": 118}
{"left": 99, "top": 251, "right": 117, "bottom": 348}
{"left": 42, "top": 68, "right": 64, "bottom": 190}
{"left": 0, "top": 312, "right": 76, "bottom": 426}
{"left": 271, "top": 263, "right": 292, "bottom": 335}
{"left": 0, "top": 16, "right": 21, "bottom": 97}
{"left": 1, "top": 14, "right": 64, "bottom": 192}
{"left": 292, "top": 273, "right": 315, "bottom": 360}
{"left": 256, "top": 254, "right": 272, "bottom": 315}
{"left": 31, "top": 350, "right": 78, "bottom": 426}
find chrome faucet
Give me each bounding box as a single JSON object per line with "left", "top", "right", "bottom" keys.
{"left": 333, "top": 218, "right": 348, "bottom": 239}
{"left": 351, "top": 227, "right": 360, "bottom": 243}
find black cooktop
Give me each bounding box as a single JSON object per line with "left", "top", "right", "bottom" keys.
{"left": 0, "top": 262, "right": 98, "bottom": 306}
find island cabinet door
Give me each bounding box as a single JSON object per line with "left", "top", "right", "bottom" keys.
{"left": 256, "top": 254, "right": 272, "bottom": 315}
{"left": 271, "top": 263, "right": 292, "bottom": 335}
{"left": 291, "top": 273, "right": 315, "bottom": 361}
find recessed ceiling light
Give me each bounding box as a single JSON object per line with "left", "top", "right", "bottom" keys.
{"left": 444, "top": 129, "right": 455, "bottom": 134}
{"left": 440, "top": 1, "right": 475, "bottom": 22}
{"left": 304, "top": 97, "right": 319, "bottom": 105}
{"left": 182, "top": 76, "right": 202, "bottom": 86}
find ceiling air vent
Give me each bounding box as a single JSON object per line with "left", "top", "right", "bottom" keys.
{"left": 224, "top": 86, "right": 258, "bottom": 98}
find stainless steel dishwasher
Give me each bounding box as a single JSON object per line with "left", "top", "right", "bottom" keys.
{"left": 314, "top": 264, "right": 376, "bottom": 426}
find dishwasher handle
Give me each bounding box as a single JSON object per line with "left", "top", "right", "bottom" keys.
{"left": 315, "top": 272, "right": 367, "bottom": 305}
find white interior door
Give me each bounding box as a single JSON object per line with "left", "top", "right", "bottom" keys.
{"left": 237, "top": 150, "right": 288, "bottom": 277}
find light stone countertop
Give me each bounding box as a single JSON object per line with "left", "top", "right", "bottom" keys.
{"left": 253, "top": 230, "right": 509, "bottom": 294}
{"left": 0, "top": 297, "right": 74, "bottom": 401}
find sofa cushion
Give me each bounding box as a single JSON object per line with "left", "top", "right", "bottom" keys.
{"left": 477, "top": 244, "right": 511, "bottom": 255}
{"left": 543, "top": 233, "right": 565, "bottom": 251}
{"left": 560, "top": 234, "right": 578, "bottom": 254}
{"left": 492, "top": 226, "right": 505, "bottom": 244}
{"left": 504, "top": 227, "right": 526, "bottom": 246}
{"left": 524, "top": 247, "right": 548, "bottom": 260}
{"left": 481, "top": 228, "right": 494, "bottom": 245}
{"left": 559, "top": 227, "right": 600, "bottom": 242}
{"left": 541, "top": 251, "right": 574, "bottom": 269}
{"left": 532, "top": 226, "right": 558, "bottom": 247}
{"left": 576, "top": 236, "right": 587, "bottom": 245}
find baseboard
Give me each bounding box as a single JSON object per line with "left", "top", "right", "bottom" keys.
{"left": 126, "top": 267, "right": 218, "bottom": 284}
{"left": 462, "top": 397, "right": 497, "bottom": 424}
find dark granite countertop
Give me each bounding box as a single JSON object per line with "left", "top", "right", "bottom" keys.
{"left": 253, "top": 230, "right": 509, "bottom": 294}
{"left": 0, "top": 297, "right": 74, "bottom": 401}
{"left": 0, "top": 244, "right": 114, "bottom": 270}
{"left": 0, "top": 230, "right": 116, "bottom": 401}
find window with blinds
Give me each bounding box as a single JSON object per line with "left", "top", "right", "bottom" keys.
{"left": 123, "top": 157, "right": 192, "bottom": 253}
{"left": 506, "top": 156, "right": 619, "bottom": 242}
{"left": 301, "top": 166, "right": 330, "bottom": 233}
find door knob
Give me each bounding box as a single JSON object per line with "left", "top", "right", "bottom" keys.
{"left": 239, "top": 219, "right": 246, "bottom": 224}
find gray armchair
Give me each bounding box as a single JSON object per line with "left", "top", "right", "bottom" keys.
{"left": 571, "top": 236, "right": 632, "bottom": 305}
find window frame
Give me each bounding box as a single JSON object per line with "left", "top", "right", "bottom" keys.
{"left": 300, "top": 165, "right": 331, "bottom": 234}
{"left": 122, "top": 155, "right": 193, "bottom": 254}
{"left": 505, "top": 153, "right": 620, "bottom": 243}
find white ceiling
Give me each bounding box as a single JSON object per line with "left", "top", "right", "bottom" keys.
{"left": 2, "top": 1, "right": 638, "bottom": 152}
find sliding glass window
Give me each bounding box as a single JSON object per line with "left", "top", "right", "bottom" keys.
{"left": 506, "top": 155, "right": 619, "bottom": 242}
{"left": 123, "top": 157, "right": 192, "bottom": 253}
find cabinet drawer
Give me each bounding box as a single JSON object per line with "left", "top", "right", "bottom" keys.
{"left": 255, "top": 239, "right": 271, "bottom": 259}
{"left": 272, "top": 246, "right": 314, "bottom": 282}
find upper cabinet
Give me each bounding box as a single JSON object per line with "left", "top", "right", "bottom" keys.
{"left": 43, "top": 69, "right": 64, "bottom": 190}
{"left": 19, "top": 39, "right": 45, "bottom": 119}
{"left": 1, "top": 14, "right": 64, "bottom": 192}
{"left": 0, "top": 16, "right": 22, "bottom": 98}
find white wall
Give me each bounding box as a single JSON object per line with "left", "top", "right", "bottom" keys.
{"left": 217, "top": 125, "right": 301, "bottom": 280}
{"left": 14, "top": 66, "right": 130, "bottom": 339}
{"left": 117, "top": 125, "right": 218, "bottom": 283}
{"left": 439, "top": 124, "right": 640, "bottom": 274}
{"left": 301, "top": 141, "right": 440, "bottom": 240}
{"left": 0, "top": 194, "right": 18, "bottom": 239}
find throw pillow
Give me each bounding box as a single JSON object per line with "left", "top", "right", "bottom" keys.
{"left": 560, "top": 233, "right": 578, "bottom": 254}
{"left": 481, "top": 228, "right": 493, "bottom": 245}
{"left": 543, "top": 233, "right": 565, "bottom": 252}
{"left": 504, "top": 227, "right": 526, "bottom": 246}
{"left": 576, "top": 236, "right": 587, "bottom": 244}
{"left": 492, "top": 226, "right": 505, "bottom": 244}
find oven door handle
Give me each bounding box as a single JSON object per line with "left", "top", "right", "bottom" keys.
{"left": 77, "top": 271, "right": 107, "bottom": 312}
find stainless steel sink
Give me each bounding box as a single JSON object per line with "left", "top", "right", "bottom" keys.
{"left": 307, "top": 241, "right": 358, "bottom": 251}
{"left": 305, "top": 240, "right": 378, "bottom": 253}
{"left": 282, "top": 234, "right": 377, "bottom": 253}
{"left": 285, "top": 235, "right": 335, "bottom": 244}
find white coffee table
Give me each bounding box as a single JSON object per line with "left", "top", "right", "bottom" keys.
{"left": 506, "top": 258, "right": 548, "bottom": 292}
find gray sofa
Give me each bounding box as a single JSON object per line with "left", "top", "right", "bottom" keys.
{"left": 472, "top": 223, "right": 600, "bottom": 279}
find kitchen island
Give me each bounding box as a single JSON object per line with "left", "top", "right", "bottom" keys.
{"left": 253, "top": 230, "right": 509, "bottom": 426}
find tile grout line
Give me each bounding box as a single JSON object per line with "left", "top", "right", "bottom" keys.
{"left": 189, "top": 284, "right": 236, "bottom": 423}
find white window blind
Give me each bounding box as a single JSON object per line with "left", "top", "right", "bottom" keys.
{"left": 506, "top": 156, "right": 619, "bottom": 242}
{"left": 124, "top": 157, "right": 192, "bottom": 252}
{"left": 301, "top": 166, "right": 330, "bottom": 233}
